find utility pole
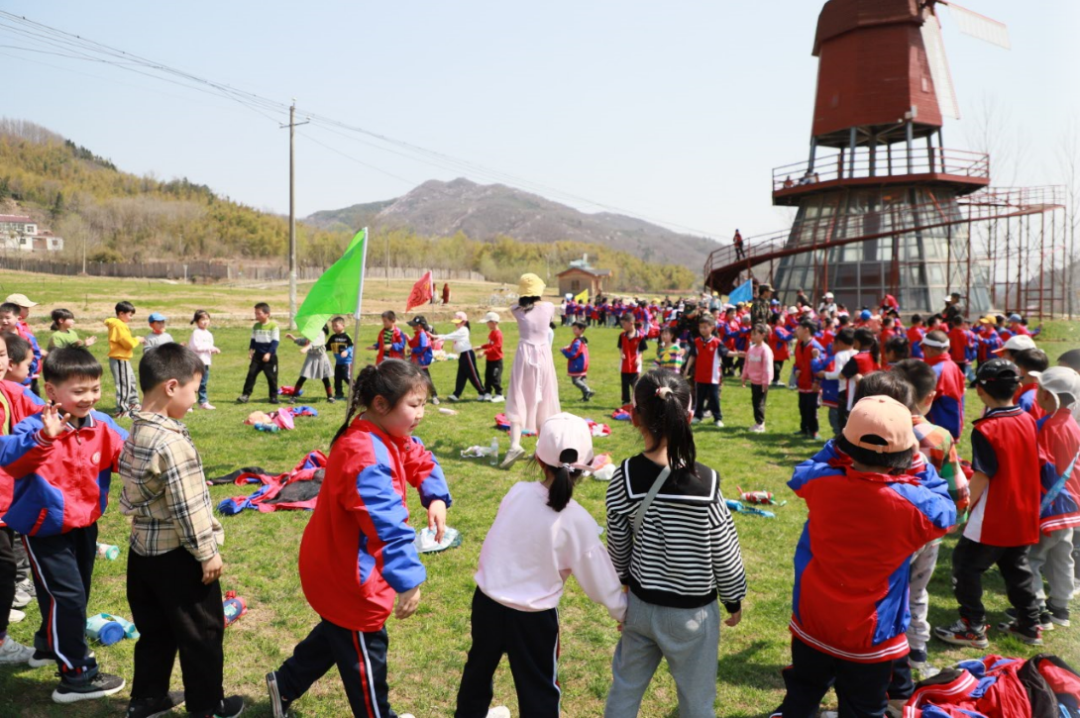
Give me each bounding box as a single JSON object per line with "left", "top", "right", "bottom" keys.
{"left": 281, "top": 100, "right": 309, "bottom": 329}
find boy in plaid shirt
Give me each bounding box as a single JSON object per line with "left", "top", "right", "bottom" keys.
{"left": 119, "top": 344, "right": 242, "bottom": 718}
{"left": 888, "top": 359, "right": 968, "bottom": 693}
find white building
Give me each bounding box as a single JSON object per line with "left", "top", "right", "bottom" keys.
{"left": 0, "top": 214, "right": 62, "bottom": 252}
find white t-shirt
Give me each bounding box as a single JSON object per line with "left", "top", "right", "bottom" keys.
{"left": 475, "top": 482, "right": 626, "bottom": 621}
{"left": 189, "top": 328, "right": 216, "bottom": 366}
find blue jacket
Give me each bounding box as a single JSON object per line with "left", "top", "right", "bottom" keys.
{"left": 561, "top": 338, "right": 589, "bottom": 376}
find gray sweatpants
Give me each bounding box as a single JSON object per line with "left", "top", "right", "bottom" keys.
{"left": 109, "top": 357, "right": 139, "bottom": 414}
{"left": 1029, "top": 528, "right": 1075, "bottom": 607}
{"left": 604, "top": 593, "right": 719, "bottom": 718}
{"left": 905, "top": 541, "right": 941, "bottom": 652}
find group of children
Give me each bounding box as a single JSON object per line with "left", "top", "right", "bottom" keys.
{"left": 0, "top": 282, "right": 1078, "bottom": 718}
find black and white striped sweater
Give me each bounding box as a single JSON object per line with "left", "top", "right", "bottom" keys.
{"left": 606, "top": 454, "right": 747, "bottom": 613}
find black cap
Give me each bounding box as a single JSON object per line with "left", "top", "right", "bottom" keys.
{"left": 976, "top": 358, "right": 1020, "bottom": 385}
{"left": 407, "top": 315, "right": 427, "bottom": 326}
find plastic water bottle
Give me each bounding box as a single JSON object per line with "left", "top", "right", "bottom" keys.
{"left": 489, "top": 438, "right": 499, "bottom": 466}
{"left": 255, "top": 422, "right": 280, "bottom": 433}
{"left": 96, "top": 543, "right": 120, "bottom": 560}
{"left": 85, "top": 615, "right": 125, "bottom": 646}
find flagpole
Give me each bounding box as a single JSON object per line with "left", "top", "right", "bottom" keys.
{"left": 350, "top": 227, "right": 370, "bottom": 387}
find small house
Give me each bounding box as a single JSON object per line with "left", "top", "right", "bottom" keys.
{"left": 557, "top": 255, "right": 611, "bottom": 298}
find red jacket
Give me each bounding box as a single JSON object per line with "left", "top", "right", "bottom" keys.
{"left": 794, "top": 339, "right": 824, "bottom": 393}
{"left": 0, "top": 411, "right": 128, "bottom": 535}
{"left": 948, "top": 327, "right": 969, "bottom": 364}
{"left": 375, "top": 326, "right": 406, "bottom": 363}
{"left": 298, "top": 419, "right": 451, "bottom": 632}
{"left": 1037, "top": 408, "right": 1080, "bottom": 534}
{"left": 1013, "top": 381, "right": 1045, "bottom": 421}
{"left": 479, "top": 329, "right": 504, "bottom": 362}
{"left": 924, "top": 353, "right": 966, "bottom": 440}
{"left": 965, "top": 406, "right": 1040, "bottom": 547}
{"left": 617, "top": 331, "right": 647, "bottom": 374}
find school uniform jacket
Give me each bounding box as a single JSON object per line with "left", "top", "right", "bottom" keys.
{"left": 298, "top": 418, "right": 451, "bottom": 632}
{"left": 0, "top": 411, "right": 128, "bottom": 536}
{"left": 375, "top": 326, "right": 406, "bottom": 364}
{"left": 1036, "top": 408, "right": 1080, "bottom": 534}
{"left": 794, "top": 339, "right": 824, "bottom": 392}
{"left": 560, "top": 338, "right": 589, "bottom": 376}
{"left": 479, "top": 329, "right": 504, "bottom": 362}
{"left": 923, "top": 353, "right": 966, "bottom": 440}
{"left": 617, "top": 331, "right": 648, "bottom": 374}
{"left": 1013, "top": 381, "right": 1045, "bottom": 421}
{"left": 965, "top": 406, "right": 1040, "bottom": 547}
{"left": 407, "top": 330, "right": 434, "bottom": 368}
{"left": 907, "top": 325, "right": 927, "bottom": 359}
{"left": 787, "top": 451, "right": 954, "bottom": 663}
{"left": 769, "top": 326, "right": 792, "bottom": 362}
{"left": 689, "top": 335, "right": 727, "bottom": 385}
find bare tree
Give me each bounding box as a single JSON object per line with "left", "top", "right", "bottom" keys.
{"left": 1060, "top": 120, "right": 1080, "bottom": 319}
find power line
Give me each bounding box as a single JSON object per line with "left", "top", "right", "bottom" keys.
{"left": 0, "top": 11, "right": 722, "bottom": 239}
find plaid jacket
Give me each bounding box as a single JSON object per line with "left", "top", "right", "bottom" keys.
{"left": 119, "top": 412, "right": 223, "bottom": 561}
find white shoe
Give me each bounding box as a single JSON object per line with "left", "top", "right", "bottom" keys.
{"left": 0, "top": 637, "right": 34, "bottom": 664}
{"left": 9, "top": 608, "right": 26, "bottom": 623}
{"left": 490, "top": 395, "right": 505, "bottom": 403}
{"left": 500, "top": 446, "right": 526, "bottom": 470}
{"left": 691, "top": 417, "right": 702, "bottom": 424}
{"left": 714, "top": 420, "right": 725, "bottom": 428}
{"left": 399, "top": 715, "right": 416, "bottom": 718}
{"left": 200, "top": 402, "right": 216, "bottom": 411}
{"left": 487, "top": 708, "right": 512, "bottom": 718}
{"left": 447, "top": 395, "right": 460, "bottom": 403}
{"left": 12, "top": 588, "right": 31, "bottom": 609}
{"left": 478, "top": 394, "right": 491, "bottom": 402}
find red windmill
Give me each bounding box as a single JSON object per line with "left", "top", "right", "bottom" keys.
{"left": 705, "top": 0, "right": 1028, "bottom": 314}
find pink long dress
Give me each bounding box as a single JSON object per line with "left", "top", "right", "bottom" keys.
{"left": 505, "top": 302, "right": 561, "bottom": 433}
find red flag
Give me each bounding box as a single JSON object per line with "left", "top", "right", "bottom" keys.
{"left": 405, "top": 271, "right": 434, "bottom": 312}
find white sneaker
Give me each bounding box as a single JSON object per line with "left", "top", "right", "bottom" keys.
{"left": 487, "top": 708, "right": 512, "bottom": 718}
{"left": 12, "top": 588, "right": 31, "bottom": 609}
{"left": 9, "top": 608, "right": 26, "bottom": 623}
{"left": 691, "top": 417, "right": 702, "bottom": 424}
{"left": 0, "top": 637, "right": 34, "bottom": 664}
{"left": 447, "top": 395, "right": 460, "bottom": 403}
{"left": 478, "top": 394, "right": 491, "bottom": 402}
{"left": 490, "top": 395, "right": 505, "bottom": 403}
{"left": 714, "top": 420, "right": 725, "bottom": 428}
{"left": 200, "top": 402, "right": 216, "bottom": 411}
{"left": 500, "top": 445, "right": 526, "bottom": 470}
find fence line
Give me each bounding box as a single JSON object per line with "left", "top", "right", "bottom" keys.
{"left": 0, "top": 255, "right": 486, "bottom": 283}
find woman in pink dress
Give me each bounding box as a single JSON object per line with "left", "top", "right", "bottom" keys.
{"left": 500, "top": 273, "right": 562, "bottom": 468}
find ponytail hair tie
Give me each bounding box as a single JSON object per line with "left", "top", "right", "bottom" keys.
{"left": 655, "top": 386, "right": 673, "bottom": 399}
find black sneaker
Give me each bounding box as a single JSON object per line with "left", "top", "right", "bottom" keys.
{"left": 29, "top": 649, "right": 56, "bottom": 668}
{"left": 1005, "top": 607, "right": 1054, "bottom": 631}
{"left": 268, "top": 397, "right": 280, "bottom": 405}
{"left": 996, "top": 619, "right": 1043, "bottom": 646}
{"left": 933, "top": 618, "right": 989, "bottom": 648}
{"left": 191, "top": 695, "right": 244, "bottom": 718}
{"left": 127, "top": 691, "right": 185, "bottom": 718}
{"left": 236, "top": 395, "right": 250, "bottom": 404}
{"left": 1047, "top": 602, "right": 1071, "bottom": 628}
{"left": 52, "top": 672, "right": 126, "bottom": 704}
{"left": 266, "top": 672, "right": 291, "bottom": 718}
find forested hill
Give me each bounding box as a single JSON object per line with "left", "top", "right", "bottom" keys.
{"left": 0, "top": 120, "right": 697, "bottom": 290}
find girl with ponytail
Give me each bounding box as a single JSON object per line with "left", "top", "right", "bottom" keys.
{"left": 268, "top": 359, "right": 453, "bottom": 718}
{"left": 456, "top": 413, "right": 626, "bottom": 717}
{"left": 604, "top": 369, "right": 747, "bottom": 718}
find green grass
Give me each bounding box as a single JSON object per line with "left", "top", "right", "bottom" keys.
{"left": 0, "top": 285, "right": 1078, "bottom": 716}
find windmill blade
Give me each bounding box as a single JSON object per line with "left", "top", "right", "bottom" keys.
{"left": 921, "top": 15, "right": 961, "bottom": 120}
{"left": 940, "top": 1, "right": 1011, "bottom": 49}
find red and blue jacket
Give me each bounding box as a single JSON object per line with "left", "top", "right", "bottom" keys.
{"left": 0, "top": 380, "right": 43, "bottom": 528}
{"left": 812, "top": 349, "right": 839, "bottom": 408}
{"left": 975, "top": 326, "right": 1002, "bottom": 363}
{"left": 0, "top": 410, "right": 127, "bottom": 536}
{"left": 1013, "top": 380, "right": 1045, "bottom": 421}
{"left": 965, "top": 406, "right": 1041, "bottom": 547}
{"left": 16, "top": 321, "right": 42, "bottom": 381}
{"left": 794, "top": 339, "right": 824, "bottom": 392}
{"left": 907, "top": 325, "right": 927, "bottom": 359}
{"left": 1037, "top": 408, "right": 1080, "bottom": 534}
{"left": 375, "top": 326, "right": 406, "bottom": 364}
{"left": 407, "top": 329, "right": 434, "bottom": 368}
{"left": 298, "top": 418, "right": 451, "bottom": 632}
{"left": 924, "top": 353, "right": 966, "bottom": 440}
{"left": 560, "top": 337, "right": 589, "bottom": 377}
{"left": 788, "top": 442, "right": 954, "bottom": 663}
{"left": 770, "top": 326, "right": 792, "bottom": 362}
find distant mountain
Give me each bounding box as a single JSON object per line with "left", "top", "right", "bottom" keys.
{"left": 305, "top": 178, "right": 719, "bottom": 269}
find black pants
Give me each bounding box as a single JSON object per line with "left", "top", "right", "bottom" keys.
{"left": 454, "top": 350, "right": 486, "bottom": 398}
{"left": 888, "top": 657, "right": 915, "bottom": 701}
{"left": 0, "top": 527, "right": 16, "bottom": 637}
{"left": 334, "top": 364, "right": 351, "bottom": 398}
{"left": 751, "top": 383, "right": 768, "bottom": 425}
{"left": 722, "top": 355, "right": 734, "bottom": 377}
{"left": 621, "top": 372, "right": 639, "bottom": 405}
{"left": 735, "top": 245, "right": 746, "bottom": 260}
{"left": 695, "top": 382, "right": 722, "bottom": 421}
{"left": 775, "top": 636, "right": 893, "bottom": 718}
{"left": 456, "top": 588, "right": 560, "bottom": 718}
{"left": 126, "top": 548, "right": 224, "bottom": 713}
{"left": 484, "top": 359, "right": 504, "bottom": 397}
{"left": 772, "top": 361, "right": 785, "bottom": 382}
{"left": 836, "top": 392, "right": 849, "bottom": 431}
{"left": 23, "top": 525, "right": 98, "bottom": 682}
{"left": 294, "top": 376, "right": 332, "bottom": 398}
{"left": 952, "top": 536, "right": 1040, "bottom": 629}
{"left": 275, "top": 619, "right": 396, "bottom": 718}
{"left": 242, "top": 354, "right": 279, "bottom": 400}
{"left": 571, "top": 375, "right": 591, "bottom": 398}
{"left": 798, "top": 392, "right": 819, "bottom": 435}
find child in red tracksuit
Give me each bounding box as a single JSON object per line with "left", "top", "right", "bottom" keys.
{"left": 792, "top": 320, "right": 824, "bottom": 439}
{"left": 478, "top": 312, "right": 505, "bottom": 403}
{"left": 370, "top": 311, "right": 406, "bottom": 364}
{"left": 267, "top": 360, "right": 452, "bottom": 718}
{"left": 775, "top": 396, "right": 954, "bottom": 718}
{"left": 0, "top": 347, "right": 129, "bottom": 702}
{"left": 617, "top": 314, "right": 648, "bottom": 405}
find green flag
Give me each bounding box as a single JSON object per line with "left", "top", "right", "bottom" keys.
{"left": 295, "top": 228, "right": 367, "bottom": 343}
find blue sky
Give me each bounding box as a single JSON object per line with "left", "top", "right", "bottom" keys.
{"left": 2, "top": 0, "right": 1076, "bottom": 243}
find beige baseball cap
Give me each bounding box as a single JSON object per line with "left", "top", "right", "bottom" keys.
{"left": 843, "top": 396, "right": 917, "bottom": 454}
{"left": 5, "top": 294, "right": 37, "bottom": 308}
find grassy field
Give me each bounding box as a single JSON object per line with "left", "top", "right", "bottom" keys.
{"left": 0, "top": 273, "right": 1077, "bottom": 718}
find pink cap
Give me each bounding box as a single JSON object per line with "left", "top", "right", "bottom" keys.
{"left": 842, "top": 396, "right": 916, "bottom": 454}
{"left": 535, "top": 413, "right": 594, "bottom": 470}
{"left": 452, "top": 311, "right": 469, "bottom": 324}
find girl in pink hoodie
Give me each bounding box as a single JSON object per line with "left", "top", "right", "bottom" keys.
{"left": 740, "top": 324, "right": 774, "bottom": 432}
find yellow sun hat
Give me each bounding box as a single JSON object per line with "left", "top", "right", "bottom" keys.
{"left": 518, "top": 273, "right": 546, "bottom": 298}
